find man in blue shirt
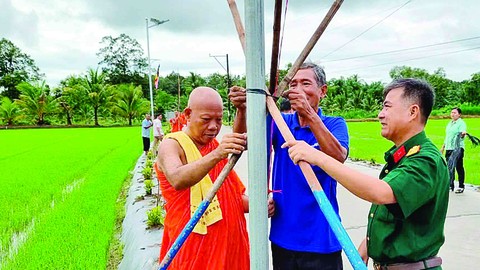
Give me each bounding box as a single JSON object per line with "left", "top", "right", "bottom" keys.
{"left": 142, "top": 114, "right": 153, "bottom": 155}
{"left": 229, "top": 62, "right": 349, "bottom": 269}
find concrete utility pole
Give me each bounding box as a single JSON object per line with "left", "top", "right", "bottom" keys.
{"left": 245, "top": 0, "right": 268, "bottom": 269}
{"left": 209, "top": 53, "right": 232, "bottom": 122}
{"left": 145, "top": 18, "right": 169, "bottom": 117}
{"left": 177, "top": 74, "right": 181, "bottom": 111}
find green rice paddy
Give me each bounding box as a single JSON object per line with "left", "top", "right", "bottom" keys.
{"left": 347, "top": 118, "right": 480, "bottom": 186}
{"left": 0, "top": 127, "right": 140, "bottom": 269}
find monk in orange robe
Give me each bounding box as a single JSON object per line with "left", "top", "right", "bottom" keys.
{"left": 169, "top": 111, "right": 179, "bottom": 132}
{"left": 156, "top": 87, "right": 256, "bottom": 269}
{"left": 169, "top": 111, "right": 187, "bottom": 133}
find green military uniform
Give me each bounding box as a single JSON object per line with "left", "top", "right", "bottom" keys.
{"left": 367, "top": 131, "right": 449, "bottom": 269}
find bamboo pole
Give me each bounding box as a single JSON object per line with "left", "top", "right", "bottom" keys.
{"left": 276, "top": 0, "right": 343, "bottom": 96}
{"left": 268, "top": 0, "right": 283, "bottom": 95}
{"left": 158, "top": 154, "right": 242, "bottom": 270}
{"left": 227, "top": 0, "right": 246, "bottom": 53}
{"left": 227, "top": 1, "right": 367, "bottom": 269}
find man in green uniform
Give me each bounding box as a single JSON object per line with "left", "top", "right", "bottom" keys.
{"left": 283, "top": 78, "right": 449, "bottom": 269}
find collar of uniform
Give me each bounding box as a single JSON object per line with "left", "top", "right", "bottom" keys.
{"left": 291, "top": 107, "right": 326, "bottom": 130}
{"left": 384, "top": 131, "right": 427, "bottom": 164}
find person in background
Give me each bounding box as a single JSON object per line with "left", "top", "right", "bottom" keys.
{"left": 441, "top": 107, "right": 467, "bottom": 193}
{"left": 283, "top": 78, "right": 448, "bottom": 269}
{"left": 279, "top": 98, "right": 293, "bottom": 113}
{"left": 169, "top": 111, "right": 187, "bottom": 133}
{"left": 169, "top": 111, "right": 180, "bottom": 132}
{"left": 153, "top": 114, "right": 164, "bottom": 155}
{"left": 142, "top": 114, "right": 153, "bottom": 156}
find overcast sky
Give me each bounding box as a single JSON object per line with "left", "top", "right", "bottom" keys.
{"left": 1, "top": 0, "right": 479, "bottom": 87}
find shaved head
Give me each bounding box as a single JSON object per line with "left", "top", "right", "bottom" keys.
{"left": 183, "top": 87, "right": 224, "bottom": 147}
{"left": 188, "top": 87, "right": 223, "bottom": 110}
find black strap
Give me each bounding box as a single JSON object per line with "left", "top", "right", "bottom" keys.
{"left": 246, "top": 88, "right": 279, "bottom": 100}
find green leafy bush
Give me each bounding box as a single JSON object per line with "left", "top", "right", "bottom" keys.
{"left": 328, "top": 109, "right": 379, "bottom": 120}
{"left": 432, "top": 104, "right": 480, "bottom": 117}
{"left": 457, "top": 104, "right": 480, "bottom": 115}
{"left": 145, "top": 159, "right": 153, "bottom": 169}
{"left": 144, "top": 180, "right": 154, "bottom": 195}
{"left": 142, "top": 167, "right": 152, "bottom": 179}
{"left": 147, "top": 206, "right": 165, "bottom": 228}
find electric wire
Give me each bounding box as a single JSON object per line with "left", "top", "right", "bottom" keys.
{"left": 322, "top": 35, "right": 480, "bottom": 63}
{"left": 330, "top": 45, "right": 480, "bottom": 73}
{"left": 322, "top": 0, "right": 413, "bottom": 59}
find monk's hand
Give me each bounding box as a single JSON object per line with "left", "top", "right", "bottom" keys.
{"left": 267, "top": 196, "right": 275, "bottom": 218}
{"left": 281, "top": 140, "right": 315, "bottom": 165}
{"left": 228, "top": 86, "right": 246, "bottom": 110}
{"left": 216, "top": 133, "right": 247, "bottom": 159}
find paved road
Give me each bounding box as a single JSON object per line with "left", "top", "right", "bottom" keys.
{"left": 120, "top": 126, "right": 480, "bottom": 269}
{"left": 338, "top": 162, "right": 480, "bottom": 269}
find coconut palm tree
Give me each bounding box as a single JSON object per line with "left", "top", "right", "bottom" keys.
{"left": 114, "top": 83, "right": 149, "bottom": 125}
{"left": 15, "top": 81, "right": 57, "bottom": 125}
{"left": 80, "top": 68, "right": 111, "bottom": 126}
{"left": 0, "top": 97, "right": 22, "bottom": 125}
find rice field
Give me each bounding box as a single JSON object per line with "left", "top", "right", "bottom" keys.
{"left": 347, "top": 118, "right": 480, "bottom": 186}
{"left": 0, "top": 127, "right": 141, "bottom": 269}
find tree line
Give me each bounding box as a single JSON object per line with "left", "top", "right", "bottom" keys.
{"left": 1, "top": 35, "right": 479, "bottom": 126}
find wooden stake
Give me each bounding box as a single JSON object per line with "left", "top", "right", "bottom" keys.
{"left": 269, "top": 0, "right": 283, "bottom": 95}
{"left": 227, "top": 0, "right": 246, "bottom": 53}
{"left": 276, "top": 0, "right": 344, "bottom": 96}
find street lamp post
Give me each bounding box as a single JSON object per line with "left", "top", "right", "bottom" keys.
{"left": 209, "top": 53, "right": 232, "bottom": 122}
{"left": 146, "top": 18, "right": 169, "bottom": 117}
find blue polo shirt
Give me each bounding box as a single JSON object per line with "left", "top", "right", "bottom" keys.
{"left": 142, "top": 119, "right": 152, "bottom": 138}
{"left": 269, "top": 108, "right": 349, "bottom": 253}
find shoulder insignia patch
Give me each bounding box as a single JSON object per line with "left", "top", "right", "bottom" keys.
{"left": 406, "top": 145, "right": 421, "bottom": 157}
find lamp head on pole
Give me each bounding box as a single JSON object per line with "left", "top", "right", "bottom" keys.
{"left": 145, "top": 17, "right": 169, "bottom": 120}
{"left": 149, "top": 18, "right": 170, "bottom": 27}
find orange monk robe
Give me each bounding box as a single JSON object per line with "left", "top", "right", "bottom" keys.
{"left": 169, "top": 117, "right": 178, "bottom": 132}
{"left": 169, "top": 113, "right": 187, "bottom": 133}
{"left": 155, "top": 138, "right": 249, "bottom": 269}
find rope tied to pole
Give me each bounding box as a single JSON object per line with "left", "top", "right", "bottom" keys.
{"left": 246, "top": 88, "right": 280, "bottom": 100}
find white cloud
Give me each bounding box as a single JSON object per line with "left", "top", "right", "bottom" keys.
{"left": 0, "top": 0, "right": 39, "bottom": 46}
{"left": 2, "top": 0, "right": 479, "bottom": 87}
